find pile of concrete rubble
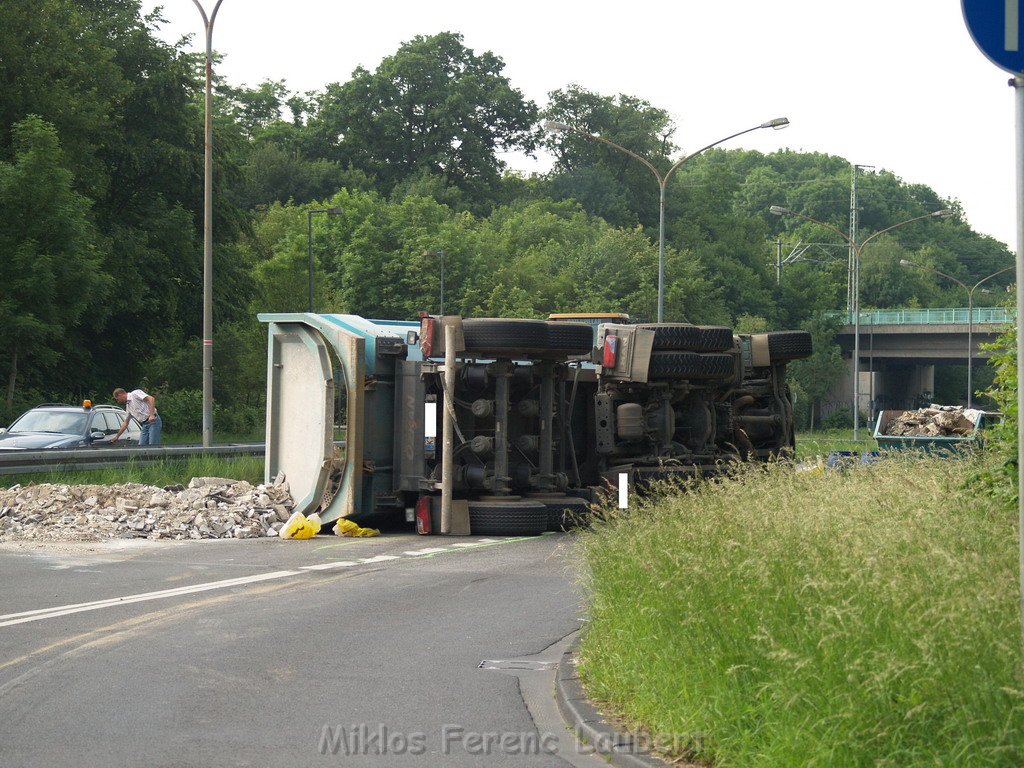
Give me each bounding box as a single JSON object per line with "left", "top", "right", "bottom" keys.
{"left": 0, "top": 475, "right": 296, "bottom": 543}
{"left": 881, "top": 405, "right": 983, "bottom": 438}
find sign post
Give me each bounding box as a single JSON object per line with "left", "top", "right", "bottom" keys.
{"left": 961, "top": 0, "right": 1024, "bottom": 648}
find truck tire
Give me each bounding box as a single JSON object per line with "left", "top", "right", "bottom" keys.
{"left": 648, "top": 351, "right": 736, "bottom": 381}
{"left": 766, "top": 330, "right": 812, "bottom": 362}
{"left": 544, "top": 322, "right": 593, "bottom": 354}
{"left": 635, "top": 323, "right": 734, "bottom": 352}
{"left": 462, "top": 319, "right": 550, "bottom": 356}
{"left": 468, "top": 499, "right": 547, "bottom": 536}
{"left": 528, "top": 494, "right": 592, "bottom": 532}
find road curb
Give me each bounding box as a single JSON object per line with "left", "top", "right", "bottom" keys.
{"left": 555, "top": 637, "right": 668, "bottom": 767}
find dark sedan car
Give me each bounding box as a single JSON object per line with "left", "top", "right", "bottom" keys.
{"left": 0, "top": 403, "right": 142, "bottom": 450}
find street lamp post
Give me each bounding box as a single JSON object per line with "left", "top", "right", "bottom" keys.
{"left": 423, "top": 250, "right": 446, "bottom": 315}
{"left": 899, "top": 260, "right": 1015, "bottom": 407}
{"left": 770, "top": 205, "right": 953, "bottom": 439}
{"left": 190, "top": 0, "right": 225, "bottom": 449}
{"left": 306, "top": 207, "right": 344, "bottom": 313}
{"left": 545, "top": 117, "right": 790, "bottom": 322}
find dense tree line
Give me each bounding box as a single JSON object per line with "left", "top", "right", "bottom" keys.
{"left": 0, "top": 0, "right": 1011, "bottom": 430}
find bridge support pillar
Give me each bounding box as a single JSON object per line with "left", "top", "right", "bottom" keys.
{"left": 870, "top": 363, "right": 935, "bottom": 412}
{"left": 830, "top": 360, "right": 936, "bottom": 423}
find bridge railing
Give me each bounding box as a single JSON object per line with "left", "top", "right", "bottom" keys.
{"left": 824, "top": 307, "right": 1016, "bottom": 326}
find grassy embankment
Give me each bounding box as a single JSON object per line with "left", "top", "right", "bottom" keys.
{"left": 577, "top": 454, "right": 1023, "bottom": 766}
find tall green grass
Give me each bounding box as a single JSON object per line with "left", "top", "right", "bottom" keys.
{"left": 0, "top": 455, "right": 264, "bottom": 489}
{"left": 578, "top": 456, "right": 1024, "bottom": 766}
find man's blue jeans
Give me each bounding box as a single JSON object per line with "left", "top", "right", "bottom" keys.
{"left": 140, "top": 414, "right": 163, "bottom": 445}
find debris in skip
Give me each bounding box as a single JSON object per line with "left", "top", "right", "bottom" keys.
{"left": 880, "top": 405, "right": 984, "bottom": 438}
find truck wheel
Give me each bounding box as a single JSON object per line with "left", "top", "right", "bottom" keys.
{"left": 544, "top": 322, "right": 593, "bottom": 355}
{"left": 527, "top": 494, "right": 592, "bottom": 531}
{"left": 636, "top": 323, "right": 734, "bottom": 352}
{"left": 648, "top": 351, "right": 736, "bottom": 381}
{"left": 462, "top": 319, "right": 550, "bottom": 356}
{"left": 468, "top": 500, "right": 547, "bottom": 536}
{"left": 766, "top": 330, "right": 812, "bottom": 362}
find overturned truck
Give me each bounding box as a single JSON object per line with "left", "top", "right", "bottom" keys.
{"left": 259, "top": 313, "right": 811, "bottom": 536}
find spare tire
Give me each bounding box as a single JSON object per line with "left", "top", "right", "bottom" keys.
{"left": 635, "top": 323, "right": 734, "bottom": 352}
{"left": 648, "top": 351, "right": 736, "bottom": 381}
{"left": 767, "top": 330, "right": 813, "bottom": 362}
{"left": 468, "top": 499, "right": 547, "bottom": 536}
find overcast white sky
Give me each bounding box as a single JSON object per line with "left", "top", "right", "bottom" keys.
{"left": 142, "top": 0, "right": 1019, "bottom": 251}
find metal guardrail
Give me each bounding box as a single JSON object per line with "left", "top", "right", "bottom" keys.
{"left": 0, "top": 443, "right": 265, "bottom": 476}
{"left": 825, "top": 307, "right": 1015, "bottom": 326}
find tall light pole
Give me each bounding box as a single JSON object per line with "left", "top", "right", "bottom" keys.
{"left": 191, "top": 0, "right": 224, "bottom": 448}
{"left": 423, "top": 250, "right": 446, "bottom": 315}
{"left": 545, "top": 117, "right": 790, "bottom": 322}
{"left": 899, "top": 260, "right": 1015, "bottom": 407}
{"left": 307, "top": 207, "right": 344, "bottom": 313}
{"left": 770, "top": 205, "right": 953, "bottom": 439}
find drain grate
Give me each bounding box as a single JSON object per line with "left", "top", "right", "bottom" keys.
{"left": 478, "top": 659, "right": 558, "bottom": 671}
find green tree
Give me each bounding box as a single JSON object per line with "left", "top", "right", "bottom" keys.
{"left": 0, "top": 117, "right": 107, "bottom": 415}
{"left": 541, "top": 85, "right": 674, "bottom": 230}
{"left": 309, "top": 32, "right": 538, "bottom": 208}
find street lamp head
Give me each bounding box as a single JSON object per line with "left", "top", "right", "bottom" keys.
{"left": 761, "top": 117, "right": 790, "bottom": 130}
{"left": 326, "top": 207, "right": 345, "bottom": 216}
{"left": 930, "top": 209, "right": 954, "bottom": 218}
{"left": 899, "top": 259, "right": 915, "bottom": 268}
{"left": 769, "top": 205, "right": 792, "bottom": 216}
{"left": 543, "top": 120, "right": 570, "bottom": 134}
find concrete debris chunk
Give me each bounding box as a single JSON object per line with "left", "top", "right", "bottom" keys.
{"left": 882, "top": 404, "right": 981, "bottom": 438}
{"left": 0, "top": 477, "right": 296, "bottom": 543}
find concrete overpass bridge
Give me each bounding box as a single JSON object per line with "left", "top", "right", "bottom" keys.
{"left": 827, "top": 307, "right": 1014, "bottom": 414}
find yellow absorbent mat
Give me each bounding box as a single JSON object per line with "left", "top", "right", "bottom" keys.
{"left": 334, "top": 518, "right": 380, "bottom": 538}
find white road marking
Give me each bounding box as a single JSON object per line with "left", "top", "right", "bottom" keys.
{"left": 298, "top": 561, "right": 359, "bottom": 571}
{"left": 403, "top": 547, "right": 450, "bottom": 556}
{"left": 0, "top": 570, "right": 301, "bottom": 628}
{"left": 0, "top": 535, "right": 538, "bottom": 629}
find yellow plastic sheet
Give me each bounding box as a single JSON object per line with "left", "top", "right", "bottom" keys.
{"left": 334, "top": 518, "right": 380, "bottom": 538}
{"left": 280, "top": 511, "right": 321, "bottom": 539}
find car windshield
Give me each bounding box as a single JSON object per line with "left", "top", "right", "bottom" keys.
{"left": 9, "top": 411, "right": 88, "bottom": 435}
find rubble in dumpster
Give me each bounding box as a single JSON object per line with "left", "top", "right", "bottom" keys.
{"left": 881, "top": 405, "right": 983, "bottom": 438}
{"left": 0, "top": 475, "right": 295, "bottom": 543}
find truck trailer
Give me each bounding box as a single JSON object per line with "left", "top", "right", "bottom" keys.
{"left": 259, "top": 312, "right": 812, "bottom": 536}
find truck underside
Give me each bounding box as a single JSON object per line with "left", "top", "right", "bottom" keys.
{"left": 259, "top": 313, "right": 812, "bottom": 536}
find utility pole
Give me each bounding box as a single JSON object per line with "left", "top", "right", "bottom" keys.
{"left": 191, "top": 0, "right": 225, "bottom": 449}
{"left": 848, "top": 165, "right": 857, "bottom": 315}
{"left": 848, "top": 163, "right": 873, "bottom": 428}
{"left": 776, "top": 238, "right": 783, "bottom": 284}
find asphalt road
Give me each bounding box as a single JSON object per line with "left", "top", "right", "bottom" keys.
{"left": 0, "top": 532, "right": 606, "bottom": 768}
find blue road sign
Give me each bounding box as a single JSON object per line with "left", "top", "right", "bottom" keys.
{"left": 963, "top": 0, "right": 1024, "bottom": 74}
